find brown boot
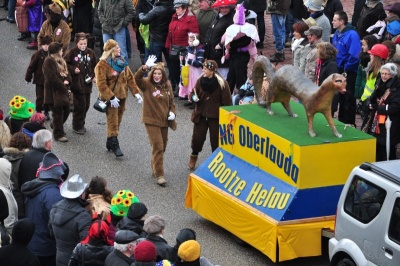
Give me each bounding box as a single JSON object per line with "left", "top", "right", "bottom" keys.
{"left": 188, "top": 155, "right": 198, "bottom": 170}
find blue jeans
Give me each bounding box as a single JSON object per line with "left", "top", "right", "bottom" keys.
{"left": 271, "top": 13, "right": 286, "bottom": 52}
{"left": 7, "top": 0, "right": 16, "bottom": 21}
{"left": 149, "top": 40, "right": 169, "bottom": 63}
{"left": 103, "top": 27, "right": 129, "bottom": 63}
{"left": 125, "top": 27, "right": 132, "bottom": 58}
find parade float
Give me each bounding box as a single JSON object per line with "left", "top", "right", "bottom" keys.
{"left": 185, "top": 102, "right": 376, "bottom": 262}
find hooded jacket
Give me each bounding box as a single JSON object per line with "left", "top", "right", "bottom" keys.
{"left": 49, "top": 198, "right": 92, "bottom": 266}
{"left": 21, "top": 178, "right": 63, "bottom": 256}
{"left": 0, "top": 219, "right": 40, "bottom": 266}
{"left": 0, "top": 159, "right": 18, "bottom": 236}
{"left": 332, "top": 23, "right": 361, "bottom": 74}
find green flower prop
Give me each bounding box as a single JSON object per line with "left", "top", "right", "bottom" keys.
{"left": 9, "top": 95, "right": 35, "bottom": 120}
{"left": 110, "top": 189, "right": 140, "bottom": 217}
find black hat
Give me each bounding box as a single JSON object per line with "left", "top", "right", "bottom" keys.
{"left": 114, "top": 230, "right": 140, "bottom": 244}
{"left": 176, "top": 228, "right": 196, "bottom": 245}
{"left": 127, "top": 202, "right": 148, "bottom": 220}
{"left": 36, "top": 152, "right": 67, "bottom": 179}
{"left": 48, "top": 42, "right": 63, "bottom": 54}
{"left": 12, "top": 218, "right": 35, "bottom": 245}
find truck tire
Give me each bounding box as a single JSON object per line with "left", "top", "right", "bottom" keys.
{"left": 336, "top": 258, "right": 356, "bottom": 266}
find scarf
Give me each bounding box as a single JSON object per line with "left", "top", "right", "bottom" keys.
{"left": 107, "top": 57, "right": 128, "bottom": 73}
{"left": 310, "top": 11, "right": 324, "bottom": 19}
{"left": 51, "top": 54, "right": 68, "bottom": 78}
{"left": 315, "top": 58, "right": 322, "bottom": 85}
{"left": 200, "top": 75, "right": 219, "bottom": 94}
{"left": 291, "top": 38, "right": 305, "bottom": 51}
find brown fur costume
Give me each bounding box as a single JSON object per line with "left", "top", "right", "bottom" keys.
{"left": 95, "top": 59, "right": 139, "bottom": 137}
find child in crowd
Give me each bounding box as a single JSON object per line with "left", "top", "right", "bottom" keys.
{"left": 64, "top": 32, "right": 97, "bottom": 135}
{"left": 179, "top": 32, "right": 204, "bottom": 107}
{"left": 25, "top": 35, "right": 52, "bottom": 120}
{"left": 232, "top": 76, "right": 254, "bottom": 105}
{"left": 21, "top": 112, "right": 46, "bottom": 139}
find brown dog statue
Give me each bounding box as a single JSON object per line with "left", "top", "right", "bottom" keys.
{"left": 252, "top": 56, "right": 347, "bottom": 138}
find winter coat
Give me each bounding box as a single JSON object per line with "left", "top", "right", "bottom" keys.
{"left": 139, "top": 0, "right": 174, "bottom": 43}
{"left": 268, "top": 0, "right": 291, "bottom": 15}
{"left": 104, "top": 249, "right": 133, "bottom": 266}
{"left": 117, "top": 217, "right": 147, "bottom": 237}
{"left": 0, "top": 159, "right": 18, "bottom": 237}
{"left": 351, "top": 0, "right": 364, "bottom": 27}
{"left": 132, "top": 262, "right": 156, "bottom": 266}
{"left": 332, "top": 23, "right": 361, "bottom": 74}
{"left": 42, "top": 56, "right": 72, "bottom": 108}
{"left": 68, "top": 240, "right": 114, "bottom": 266}
{"left": 242, "top": 0, "right": 266, "bottom": 12}
{"left": 3, "top": 147, "right": 29, "bottom": 219}
{"left": 203, "top": 11, "right": 234, "bottom": 68}
{"left": 3, "top": 116, "right": 28, "bottom": 135}
{"left": 146, "top": 234, "right": 174, "bottom": 262}
{"left": 357, "top": 2, "right": 386, "bottom": 39}
{"left": 95, "top": 59, "right": 139, "bottom": 101}
{"left": 134, "top": 68, "right": 176, "bottom": 128}
{"left": 25, "top": 0, "right": 44, "bottom": 32}
{"left": 196, "top": 8, "right": 216, "bottom": 44}
{"left": 18, "top": 147, "right": 48, "bottom": 189}
{"left": 49, "top": 198, "right": 92, "bottom": 266}
{"left": 38, "top": 19, "right": 71, "bottom": 54}
{"left": 313, "top": 12, "right": 331, "bottom": 42}
{"left": 165, "top": 9, "right": 199, "bottom": 49}
{"left": 189, "top": 75, "right": 232, "bottom": 120}
{"left": 355, "top": 64, "right": 367, "bottom": 99}
{"left": 292, "top": 38, "right": 308, "bottom": 69}
{"left": 93, "top": 0, "right": 102, "bottom": 41}
{"left": 0, "top": 219, "right": 41, "bottom": 266}
{"left": 21, "top": 178, "right": 63, "bottom": 256}
{"left": 317, "top": 58, "right": 338, "bottom": 86}
{"left": 304, "top": 38, "right": 323, "bottom": 83}
{"left": 71, "top": 0, "right": 94, "bottom": 34}
{"left": 370, "top": 76, "right": 400, "bottom": 146}
{"left": 25, "top": 49, "right": 48, "bottom": 85}
{"left": 98, "top": 0, "right": 135, "bottom": 34}
{"left": 64, "top": 47, "right": 98, "bottom": 94}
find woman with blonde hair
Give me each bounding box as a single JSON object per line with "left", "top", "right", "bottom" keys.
{"left": 0, "top": 108, "right": 11, "bottom": 157}
{"left": 95, "top": 39, "right": 142, "bottom": 157}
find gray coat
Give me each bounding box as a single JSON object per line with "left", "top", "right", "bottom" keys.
{"left": 98, "top": 0, "right": 135, "bottom": 34}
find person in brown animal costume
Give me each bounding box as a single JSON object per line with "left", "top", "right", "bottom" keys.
{"left": 95, "top": 39, "right": 142, "bottom": 157}
{"left": 134, "top": 55, "right": 176, "bottom": 186}
{"left": 43, "top": 42, "right": 72, "bottom": 142}
{"left": 64, "top": 33, "right": 98, "bottom": 135}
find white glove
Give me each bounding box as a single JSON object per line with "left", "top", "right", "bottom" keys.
{"left": 135, "top": 93, "right": 143, "bottom": 104}
{"left": 168, "top": 111, "right": 175, "bottom": 120}
{"left": 191, "top": 94, "right": 199, "bottom": 102}
{"left": 145, "top": 55, "right": 157, "bottom": 68}
{"left": 110, "top": 96, "right": 120, "bottom": 108}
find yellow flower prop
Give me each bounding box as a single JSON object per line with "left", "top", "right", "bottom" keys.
{"left": 110, "top": 189, "right": 140, "bottom": 217}
{"left": 8, "top": 95, "right": 35, "bottom": 120}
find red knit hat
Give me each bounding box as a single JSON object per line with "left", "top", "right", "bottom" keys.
{"left": 134, "top": 241, "right": 157, "bottom": 262}
{"left": 211, "top": 0, "right": 236, "bottom": 9}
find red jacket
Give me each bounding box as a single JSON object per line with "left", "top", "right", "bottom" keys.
{"left": 165, "top": 9, "right": 199, "bottom": 49}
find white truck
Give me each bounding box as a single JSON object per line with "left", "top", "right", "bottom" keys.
{"left": 329, "top": 160, "right": 400, "bottom": 266}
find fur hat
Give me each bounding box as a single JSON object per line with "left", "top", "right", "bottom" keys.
{"left": 173, "top": 0, "right": 189, "bottom": 8}
{"left": 114, "top": 230, "right": 140, "bottom": 244}
{"left": 203, "top": 60, "right": 218, "bottom": 71}
{"left": 134, "top": 240, "right": 157, "bottom": 262}
{"left": 48, "top": 3, "right": 61, "bottom": 14}
{"left": 178, "top": 240, "right": 201, "bottom": 262}
{"left": 37, "top": 152, "right": 67, "bottom": 179}
{"left": 211, "top": 0, "right": 235, "bottom": 9}
{"left": 303, "top": 0, "right": 324, "bottom": 11}
{"left": 127, "top": 202, "right": 148, "bottom": 220}
{"left": 39, "top": 35, "right": 52, "bottom": 45}
{"left": 48, "top": 42, "right": 63, "bottom": 55}
{"left": 302, "top": 17, "right": 318, "bottom": 27}
{"left": 104, "top": 39, "right": 118, "bottom": 52}
{"left": 60, "top": 174, "right": 87, "bottom": 199}
{"left": 110, "top": 190, "right": 140, "bottom": 217}
{"left": 9, "top": 95, "right": 35, "bottom": 120}
{"left": 381, "top": 63, "right": 398, "bottom": 77}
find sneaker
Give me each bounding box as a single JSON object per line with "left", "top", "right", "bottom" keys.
{"left": 73, "top": 129, "right": 85, "bottom": 135}
{"left": 56, "top": 136, "right": 68, "bottom": 142}
{"left": 156, "top": 176, "right": 167, "bottom": 186}
{"left": 270, "top": 52, "right": 285, "bottom": 63}
{"left": 27, "top": 40, "right": 38, "bottom": 50}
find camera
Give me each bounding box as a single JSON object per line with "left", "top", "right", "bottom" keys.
{"left": 85, "top": 75, "right": 92, "bottom": 84}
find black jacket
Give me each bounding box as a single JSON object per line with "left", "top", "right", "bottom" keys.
{"left": 68, "top": 240, "right": 114, "bottom": 266}
{"left": 104, "top": 249, "right": 133, "bottom": 266}
{"left": 139, "top": 0, "right": 174, "bottom": 43}
{"left": 18, "top": 147, "right": 49, "bottom": 189}
{"left": 318, "top": 58, "right": 338, "bottom": 86}
{"left": 146, "top": 234, "right": 174, "bottom": 262}
{"left": 49, "top": 198, "right": 92, "bottom": 266}
{"left": 117, "top": 217, "right": 147, "bottom": 238}
{"left": 204, "top": 11, "right": 234, "bottom": 68}
{"left": 356, "top": 2, "right": 386, "bottom": 39}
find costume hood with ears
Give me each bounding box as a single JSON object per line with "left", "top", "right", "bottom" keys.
{"left": 149, "top": 63, "right": 170, "bottom": 85}
{"left": 45, "top": 3, "right": 63, "bottom": 25}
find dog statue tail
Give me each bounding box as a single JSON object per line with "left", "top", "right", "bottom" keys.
{"left": 253, "top": 56, "right": 275, "bottom": 107}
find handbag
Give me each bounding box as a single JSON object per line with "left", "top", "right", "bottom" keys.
{"left": 170, "top": 45, "right": 185, "bottom": 57}
{"left": 93, "top": 74, "right": 120, "bottom": 113}
{"left": 181, "top": 63, "right": 189, "bottom": 87}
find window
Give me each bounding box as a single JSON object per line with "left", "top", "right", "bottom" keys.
{"left": 344, "top": 176, "right": 386, "bottom": 223}
{"left": 389, "top": 198, "right": 400, "bottom": 244}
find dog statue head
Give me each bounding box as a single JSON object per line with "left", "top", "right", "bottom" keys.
{"left": 331, "top": 73, "right": 347, "bottom": 94}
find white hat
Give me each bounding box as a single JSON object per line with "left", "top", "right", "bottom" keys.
{"left": 303, "top": 0, "right": 324, "bottom": 11}
{"left": 60, "top": 174, "right": 87, "bottom": 199}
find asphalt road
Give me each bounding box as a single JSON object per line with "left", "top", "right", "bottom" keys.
{"left": 0, "top": 9, "right": 330, "bottom": 265}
